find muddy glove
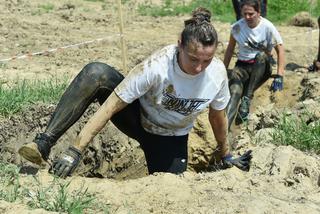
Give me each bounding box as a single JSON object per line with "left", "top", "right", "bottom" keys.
{"left": 49, "top": 146, "right": 82, "bottom": 178}
{"left": 270, "top": 75, "right": 283, "bottom": 92}
{"left": 222, "top": 150, "right": 252, "bottom": 171}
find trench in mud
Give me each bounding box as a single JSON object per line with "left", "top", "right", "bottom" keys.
{"left": 0, "top": 71, "right": 318, "bottom": 180}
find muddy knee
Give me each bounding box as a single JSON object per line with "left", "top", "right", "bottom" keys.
{"left": 227, "top": 82, "right": 243, "bottom": 130}
{"left": 79, "top": 62, "right": 125, "bottom": 104}
{"left": 81, "top": 62, "right": 124, "bottom": 90}
{"left": 229, "top": 82, "right": 243, "bottom": 96}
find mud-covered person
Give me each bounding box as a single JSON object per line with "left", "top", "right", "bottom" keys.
{"left": 223, "top": 0, "right": 285, "bottom": 129}
{"left": 18, "top": 7, "right": 252, "bottom": 178}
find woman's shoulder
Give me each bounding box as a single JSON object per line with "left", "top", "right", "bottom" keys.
{"left": 138, "top": 45, "right": 175, "bottom": 76}
{"left": 149, "top": 45, "right": 177, "bottom": 60}
{"left": 260, "top": 17, "right": 277, "bottom": 29}
{"left": 205, "top": 58, "right": 228, "bottom": 85}
{"left": 211, "top": 57, "right": 225, "bottom": 68}
{"left": 208, "top": 57, "right": 227, "bottom": 76}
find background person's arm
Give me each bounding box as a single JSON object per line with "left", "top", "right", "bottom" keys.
{"left": 274, "top": 43, "right": 285, "bottom": 76}
{"left": 223, "top": 34, "right": 237, "bottom": 69}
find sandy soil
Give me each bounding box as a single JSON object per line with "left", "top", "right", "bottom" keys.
{"left": 0, "top": 0, "right": 320, "bottom": 213}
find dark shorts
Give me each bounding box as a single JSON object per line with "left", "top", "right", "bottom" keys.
{"left": 227, "top": 53, "right": 272, "bottom": 99}
{"left": 111, "top": 100, "right": 189, "bottom": 175}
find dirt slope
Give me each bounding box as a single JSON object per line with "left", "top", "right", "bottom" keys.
{"left": 0, "top": 0, "right": 319, "bottom": 213}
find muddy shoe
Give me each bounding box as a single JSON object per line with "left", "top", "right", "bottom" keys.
{"left": 235, "top": 111, "right": 249, "bottom": 125}
{"left": 235, "top": 96, "right": 251, "bottom": 125}
{"left": 18, "top": 133, "right": 54, "bottom": 165}
{"left": 18, "top": 142, "right": 46, "bottom": 165}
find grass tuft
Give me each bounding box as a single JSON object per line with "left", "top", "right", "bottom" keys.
{"left": 0, "top": 77, "right": 70, "bottom": 117}
{"left": 270, "top": 111, "right": 320, "bottom": 154}
{"left": 0, "top": 162, "right": 109, "bottom": 213}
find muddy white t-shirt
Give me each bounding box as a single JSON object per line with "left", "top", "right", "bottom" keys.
{"left": 115, "top": 45, "right": 230, "bottom": 136}
{"left": 231, "top": 17, "right": 283, "bottom": 61}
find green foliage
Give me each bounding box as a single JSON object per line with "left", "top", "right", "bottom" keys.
{"left": 31, "top": 3, "right": 55, "bottom": 15}
{"left": 137, "top": 0, "right": 320, "bottom": 23}
{"left": 0, "top": 162, "right": 110, "bottom": 213}
{"left": 27, "top": 178, "right": 96, "bottom": 214}
{"left": 270, "top": 112, "right": 320, "bottom": 154}
{"left": 0, "top": 163, "right": 23, "bottom": 202}
{"left": 268, "top": 0, "right": 319, "bottom": 23}
{"left": 39, "top": 3, "right": 55, "bottom": 12}
{"left": 0, "top": 77, "right": 69, "bottom": 117}
{"left": 83, "top": 0, "right": 105, "bottom": 2}
{"left": 138, "top": 0, "right": 219, "bottom": 18}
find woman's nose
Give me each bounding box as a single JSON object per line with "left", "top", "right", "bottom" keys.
{"left": 195, "top": 63, "right": 202, "bottom": 73}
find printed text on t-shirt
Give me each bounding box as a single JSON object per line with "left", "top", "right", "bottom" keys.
{"left": 161, "top": 92, "right": 209, "bottom": 116}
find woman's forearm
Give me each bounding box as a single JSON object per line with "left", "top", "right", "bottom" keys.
{"left": 73, "top": 92, "right": 128, "bottom": 151}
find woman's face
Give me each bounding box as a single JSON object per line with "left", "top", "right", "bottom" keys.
{"left": 241, "top": 5, "right": 260, "bottom": 28}
{"left": 178, "top": 41, "right": 216, "bottom": 76}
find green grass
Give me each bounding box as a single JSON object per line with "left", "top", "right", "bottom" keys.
{"left": 270, "top": 112, "right": 320, "bottom": 154}
{"left": 39, "top": 3, "right": 55, "bottom": 12}
{"left": 0, "top": 163, "right": 23, "bottom": 202}
{"left": 83, "top": 0, "right": 105, "bottom": 2}
{"left": 268, "top": 0, "right": 320, "bottom": 23}
{"left": 31, "top": 3, "right": 55, "bottom": 15}
{"left": 138, "top": 0, "right": 320, "bottom": 24}
{"left": 0, "top": 162, "right": 109, "bottom": 213}
{"left": 27, "top": 177, "right": 96, "bottom": 213}
{"left": 0, "top": 77, "right": 69, "bottom": 117}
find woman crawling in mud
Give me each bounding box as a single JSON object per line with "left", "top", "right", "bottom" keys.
{"left": 224, "top": 0, "right": 285, "bottom": 129}
{"left": 18, "top": 7, "right": 251, "bottom": 178}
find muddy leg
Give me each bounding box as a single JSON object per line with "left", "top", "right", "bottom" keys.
{"left": 308, "top": 16, "right": 320, "bottom": 71}
{"left": 232, "top": 0, "right": 242, "bottom": 20}
{"left": 226, "top": 81, "right": 243, "bottom": 131}
{"left": 243, "top": 53, "right": 271, "bottom": 99}
{"left": 315, "top": 16, "right": 320, "bottom": 70}
{"left": 317, "top": 16, "right": 320, "bottom": 62}
{"left": 260, "top": 0, "right": 267, "bottom": 18}
{"left": 19, "top": 62, "right": 124, "bottom": 163}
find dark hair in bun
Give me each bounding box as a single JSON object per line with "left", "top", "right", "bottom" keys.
{"left": 181, "top": 7, "right": 218, "bottom": 47}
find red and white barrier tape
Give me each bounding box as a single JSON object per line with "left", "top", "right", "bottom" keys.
{"left": 0, "top": 28, "right": 318, "bottom": 63}
{"left": 0, "top": 33, "right": 121, "bottom": 63}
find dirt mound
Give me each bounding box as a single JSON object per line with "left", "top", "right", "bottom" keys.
{"left": 289, "top": 12, "right": 317, "bottom": 27}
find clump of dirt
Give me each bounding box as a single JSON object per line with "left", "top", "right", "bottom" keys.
{"left": 289, "top": 12, "right": 317, "bottom": 27}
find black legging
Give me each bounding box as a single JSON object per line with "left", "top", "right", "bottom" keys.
{"left": 226, "top": 53, "right": 271, "bottom": 130}
{"left": 42, "top": 62, "right": 188, "bottom": 174}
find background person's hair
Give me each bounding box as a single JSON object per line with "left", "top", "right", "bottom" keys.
{"left": 240, "top": 0, "right": 261, "bottom": 13}
{"left": 181, "top": 7, "right": 218, "bottom": 48}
